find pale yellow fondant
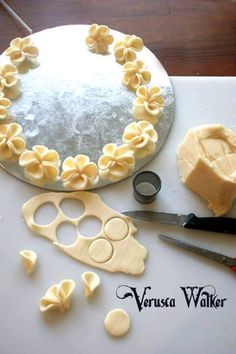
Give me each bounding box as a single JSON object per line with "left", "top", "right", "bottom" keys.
{"left": 132, "top": 85, "right": 164, "bottom": 125}
{"left": 86, "top": 24, "right": 114, "bottom": 53}
{"left": 19, "top": 145, "right": 60, "bottom": 185}
{"left": 40, "top": 279, "right": 75, "bottom": 312}
{"left": 122, "top": 61, "right": 151, "bottom": 90}
{"left": 98, "top": 143, "right": 135, "bottom": 182}
{"left": 122, "top": 120, "right": 158, "bottom": 159}
{"left": 81, "top": 271, "right": 100, "bottom": 297}
{"left": 114, "top": 35, "right": 143, "bottom": 64}
{"left": 61, "top": 154, "right": 99, "bottom": 190}
{"left": 0, "top": 123, "right": 25, "bottom": 161}
{"left": 20, "top": 250, "right": 37, "bottom": 274}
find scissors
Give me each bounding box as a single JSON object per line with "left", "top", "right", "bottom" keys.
{"left": 159, "top": 234, "right": 236, "bottom": 273}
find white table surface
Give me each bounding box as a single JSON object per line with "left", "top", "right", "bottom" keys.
{"left": 0, "top": 77, "right": 235, "bottom": 354}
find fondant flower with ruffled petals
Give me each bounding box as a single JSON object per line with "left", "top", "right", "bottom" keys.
{"left": 0, "top": 64, "right": 19, "bottom": 99}
{"left": 0, "top": 123, "right": 25, "bottom": 161}
{"left": 40, "top": 280, "right": 75, "bottom": 313}
{"left": 122, "top": 60, "right": 151, "bottom": 90}
{"left": 61, "top": 154, "right": 99, "bottom": 190}
{"left": 122, "top": 121, "right": 158, "bottom": 159}
{"left": 132, "top": 85, "right": 165, "bottom": 125}
{"left": 114, "top": 35, "right": 143, "bottom": 64}
{"left": 19, "top": 145, "right": 60, "bottom": 185}
{"left": 98, "top": 143, "right": 135, "bottom": 182}
{"left": 5, "top": 37, "right": 39, "bottom": 66}
{"left": 86, "top": 24, "right": 114, "bottom": 53}
{"left": 0, "top": 92, "right": 11, "bottom": 121}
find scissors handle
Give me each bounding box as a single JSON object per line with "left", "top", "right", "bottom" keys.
{"left": 230, "top": 259, "right": 236, "bottom": 272}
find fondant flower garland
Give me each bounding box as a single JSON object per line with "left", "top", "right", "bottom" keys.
{"left": 0, "top": 26, "right": 165, "bottom": 189}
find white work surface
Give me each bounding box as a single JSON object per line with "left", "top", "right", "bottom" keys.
{"left": 0, "top": 77, "right": 235, "bottom": 354}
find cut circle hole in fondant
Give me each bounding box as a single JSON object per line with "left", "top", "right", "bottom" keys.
{"left": 60, "top": 198, "right": 85, "bottom": 219}
{"left": 88, "top": 239, "right": 113, "bottom": 263}
{"left": 78, "top": 216, "right": 102, "bottom": 238}
{"left": 104, "top": 217, "right": 129, "bottom": 241}
{"left": 56, "top": 222, "right": 78, "bottom": 246}
{"left": 34, "top": 202, "right": 58, "bottom": 225}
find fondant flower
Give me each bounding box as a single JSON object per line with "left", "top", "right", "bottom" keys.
{"left": 5, "top": 37, "right": 39, "bottom": 66}
{"left": 122, "top": 121, "right": 158, "bottom": 159}
{"left": 132, "top": 85, "right": 165, "bottom": 125}
{"left": 61, "top": 154, "right": 99, "bottom": 190}
{"left": 20, "top": 250, "right": 37, "bottom": 274}
{"left": 40, "top": 280, "right": 75, "bottom": 313}
{"left": 0, "top": 92, "right": 11, "bottom": 121}
{"left": 114, "top": 35, "right": 143, "bottom": 64}
{"left": 19, "top": 145, "right": 60, "bottom": 185}
{"left": 98, "top": 143, "right": 135, "bottom": 181}
{"left": 0, "top": 64, "right": 19, "bottom": 99}
{"left": 0, "top": 123, "right": 25, "bottom": 161}
{"left": 86, "top": 24, "right": 114, "bottom": 53}
{"left": 122, "top": 60, "right": 151, "bottom": 90}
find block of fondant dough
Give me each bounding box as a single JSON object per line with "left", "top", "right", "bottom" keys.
{"left": 177, "top": 124, "right": 236, "bottom": 216}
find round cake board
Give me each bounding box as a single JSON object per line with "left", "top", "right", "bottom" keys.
{"left": 0, "top": 25, "right": 175, "bottom": 191}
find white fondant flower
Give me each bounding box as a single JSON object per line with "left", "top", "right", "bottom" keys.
{"left": 114, "top": 35, "right": 143, "bottom": 64}
{"left": 20, "top": 250, "right": 37, "bottom": 274}
{"left": 0, "top": 123, "right": 25, "bottom": 161}
{"left": 98, "top": 143, "right": 135, "bottom": 181}
{"left": 61, "top": 154, "right": 99, "bottom": 190}
{"left": 122, "top": 60, "right": 151, "bottom": 90}
{"left": 132, "top": 85, "right": 165, "bottom": 125}
{"left": 122, "top": 121, "right": 158, "bottom": 159}
{"left": 0, "top": 64, "right": 19, "bottom": 99}
{"left": 86, "top": 24, "right": 114, "bottom": 53}
{"left": 0, "top": 92, "right": 11, "bottom": 121}
{"left": 82, "top": 271, "right": 100, "bottom": 298}
{"left": 19, "top": 145, "right": 60, "bottom": 185}
{"left": 5, "top": 37, "right": 39, "bottom": 66}
{"left": 40, "top": 280, "right": 75, "bottom": 313}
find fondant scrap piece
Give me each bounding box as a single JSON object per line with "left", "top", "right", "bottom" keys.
{"left": 39, "top": 279, "right": 75, "bottom": 312}
{"left": 22, "top": 191, "right": 147, "bottom": 275}
{"left": 20, "top": 249, "right": 37, "bottom": 274}
{"left": 81, "top": 271, "right": 100, "bottom": 298}
{"left": 104, "top": 308, "right": 131, "bottom": 337}
{"left": 177, "top": 124, "right": 236, "bottom": 215}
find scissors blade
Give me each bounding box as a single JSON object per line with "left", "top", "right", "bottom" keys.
{"left": 159, "top": 234, "right": 236, "bottom": 267}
